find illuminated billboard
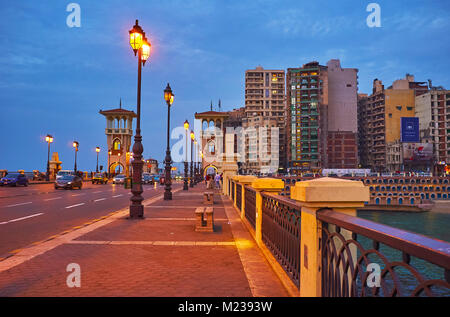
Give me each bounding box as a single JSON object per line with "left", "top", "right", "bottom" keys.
{"left": 400, "top": 117, "right": 419, "bottom": 143}
{"left": 402, "top": 143, "right": 433, "bottom": 162}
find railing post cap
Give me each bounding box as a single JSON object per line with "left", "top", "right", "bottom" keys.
{"left": 251, "top": 178, "right": 284, "bottom": 191}
{"left": 291, "top": 177, "right": 369, "bottom": 205}
{"left": 237, "top": 175, "right": 257, "bottom": 184}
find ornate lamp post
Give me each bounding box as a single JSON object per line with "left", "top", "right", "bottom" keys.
{"left": 128, "top": 20, "right": 151, "bottom": 218}
{"left": 183, "top": 120, "right": 189, "bottom": 190}
{"left": 73, "top": 141, "right": 79, "bottom": 174}
{"left": 108, "top": 150, "right": 112, "bottom": 177}
{"left": 95, "top": 147, "right": 100, "bottom": 173}
{"left": 45, "top": 135, "right": 53, "bottom": 181}
{"left": 164, "top": 83, "right": 174, "bottom": 200}
{"left": 190, "top": 130, "right": 195, "bottom": 188}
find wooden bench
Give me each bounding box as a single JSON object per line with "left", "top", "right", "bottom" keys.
{"left": 203, "top": 191, "right": 214, "bottom": 205}
{"left": 195, "top": 207, "right": 214, "bottom": 232}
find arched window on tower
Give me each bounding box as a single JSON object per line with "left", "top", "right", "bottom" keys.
{"left": 113, "top": 139, "right": 121, "bottom": 150}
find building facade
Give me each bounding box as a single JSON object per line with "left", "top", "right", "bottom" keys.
{"left": 358, "top": 75, "right": 425, "bottom": 172}
{"left": 415, "top": 88, "right": 450, "bottom": 174}
{"left": 243, "top": 66, "right": 286, "bottom": 174}
{"left": 287, "top": 59, "right": 358, "bottom": 173}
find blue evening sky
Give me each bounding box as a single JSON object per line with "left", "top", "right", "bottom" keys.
{"left": 0, "top": 0, "right": 449, "bottom": 172}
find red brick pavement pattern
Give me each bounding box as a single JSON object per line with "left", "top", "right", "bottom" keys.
{"left": 0, "top": 244, "right": 251, "bottom": 297}
{"left": 0, "top": 184, "right": 289, "bottom": 297}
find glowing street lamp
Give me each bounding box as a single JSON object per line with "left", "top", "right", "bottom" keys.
{"left": 163, "top": 83, "right": 174, "bottom": 200}
{"left": 73, "top": 141, "right": 79, "bottom": 173}
{"left": 183, "top": 120, "right": 189, "bottom": 190}
{"left": 95, "top": 147, "right": 100, "bottom": 173}
{"left": 128, "top": 19, "right": 151, "bottom": 218}
{"left": 108, "top": 150, "right": 112, "bottom": 176}
{"left": 45, "top": 135, "right": 53, "bottom": 181}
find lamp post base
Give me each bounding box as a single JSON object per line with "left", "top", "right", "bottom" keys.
{"left": 129, "top": 205, "right": 144, "bottom": 218}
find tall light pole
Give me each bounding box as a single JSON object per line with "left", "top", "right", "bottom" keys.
{"left": 183, "top": 120, "right": 189, "bottom": 190}
{"left": 128, "top": 19, "right": 151, "bottom": 218}
{"left": 96, "top": 147, "right": 100, "bottom": 173}
{"left": 73, "top": 141, "right": 79, "bottom": 174}
{"left": 190, "top": 130, "right": 195, "bottom": 188}
{"left": 108, "top": 150, "right": 112, "bottom": 177}
{"left": 164, "top": 83, "right": 174, "bottom": 200}
{"left": 194, "top": 139, "right": 199, "bottom": 184}
{"left": 45, "top": 135, "right": 53, "bottom": 181}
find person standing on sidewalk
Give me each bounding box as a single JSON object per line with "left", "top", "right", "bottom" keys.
{"left": 214, "top": 173, "right": 221, "bottom": 189}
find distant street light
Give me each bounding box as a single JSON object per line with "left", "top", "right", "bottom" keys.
{"left": 163, "top": 83, "right": 174, "bottom": 200}
{"left": 96, "top": 147, "right": 100, "bottom": 173}
{"left": 183, "top": 120, "right": 189, "bottom": 191}
{"left": 73, "top": 141, "right": 79, "bottom": 173}
{"left": 128, "top": 19, "right": 151, "bottom": 218}
{"left": 45, "top": 135, "right": 53, "bottom": 181}
{"left": 190, "top": 130, "right": 195, "bottom": 188}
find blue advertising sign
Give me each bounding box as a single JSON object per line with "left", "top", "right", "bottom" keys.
{"left": 401, "top": 117, "right": 419, "bottom": 143}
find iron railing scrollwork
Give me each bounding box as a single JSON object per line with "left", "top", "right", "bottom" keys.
{"left": 244, "top": 186, "right": 256, "bottom": 229}
{"left": 318, "top": 209, "right": 450, "bottom": 297}
{"left": 231, "top": 181, "right": 235, "bottom": 201}
{"left": 236, "top": 183, "right": 242, "bottom": 211}
{"left": 261, "top": 192, "right": 301, "bottom": 287}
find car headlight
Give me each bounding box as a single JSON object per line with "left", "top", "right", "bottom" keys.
{"left": 67, "top": 182, "right": 72, "bottom": 184}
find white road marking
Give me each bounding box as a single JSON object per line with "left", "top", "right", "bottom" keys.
{"left": 65, "top": 203, "right": 85, "bottom": 209}
{"left": 44, "top": 197, "right": 62, "bottom": 201}
{"left": 5, "top": 202, "right": 32, "bottom": 208}
{"left": 0, "top": 213, "right": 44, "bottom": 225}
{"left": 71, "top": 193, "right": 85, "bottom": 197}
{"left": 93, "top": 191, "right": 103, "bottom": 194}
{"left": 93, "top": 198, "right": 106, "bottom": 202}
{"left": 112, "top": 194, "right": 123, "bottom": 198}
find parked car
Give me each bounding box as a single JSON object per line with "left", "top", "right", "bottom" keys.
{"left": 0, "top": 173, "right": 28, "bottom": 187}
{"left": 113, "top": 174, "right": 126, "bottom": 184}
{"left": 54, "top": 175, "right": 82, "bottom": 190}
{"left": 92, "top": 173, "right": 108, "bottom": 184}
{"left": 142, "top": 173, "right": 154, "bottom": 184}
{"left": 56, "top": 170, "right": 75, "bottom": 180}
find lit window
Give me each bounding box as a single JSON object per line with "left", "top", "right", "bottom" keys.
{"left": 113, "top": 140, "right": 121, "bottom": 150}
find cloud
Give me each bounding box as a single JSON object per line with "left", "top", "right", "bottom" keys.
{"left": 265, "top": 9, "right": 354, "bottom": 37}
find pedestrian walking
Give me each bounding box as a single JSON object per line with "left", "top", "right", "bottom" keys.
{"left": 215, "top": 173, "right": 221, "bottom": 189}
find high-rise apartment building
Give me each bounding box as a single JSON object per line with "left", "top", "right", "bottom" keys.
{"left": 242, "top": 66, "right": 286, "bottom": 174}
{"left": 358, "top": 75, "right": 425, "bottom": 171}
{"left": 287, "top": 59, "right": 358, "bottom": 172}
{"left": 415, "top": 87, "right": 450, "bottom": 174}
{"left": 287, "top": 62, "right": 326, "bottom": 172}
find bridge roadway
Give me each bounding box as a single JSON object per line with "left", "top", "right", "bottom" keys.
{"left": 0, "top": 182, "right": 181, "bottom": 259}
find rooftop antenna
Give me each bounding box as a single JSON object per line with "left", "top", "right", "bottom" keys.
{"left": 210, "top": 100, "right": 213, "bottom": 111}
{"left": 218, "top": 99, "right": 221, "bottom": 111}
{"left": 119, "top": 97, "right": 122, "bottom": 109}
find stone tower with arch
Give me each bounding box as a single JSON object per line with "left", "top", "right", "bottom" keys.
{"left": 99, "top": 102, "right": 136, "bottom": 175}
{"left": 195, "top": 110, "right": 239, "bottom": 194}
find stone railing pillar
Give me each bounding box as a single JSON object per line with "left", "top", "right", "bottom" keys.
{"left": 290, "top": 177, "right": 369, "bottom": 297}
{"left": 251, "top": 178, "right": 285, "bottom": 246}
{"left": 236, "top": 176, "right": 257, "bottom": 219}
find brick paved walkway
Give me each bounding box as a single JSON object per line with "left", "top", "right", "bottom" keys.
{"left": 0, "top": 184, "right": 289, "bottom": 297}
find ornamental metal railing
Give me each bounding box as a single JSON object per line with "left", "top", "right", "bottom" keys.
{"left": 261, "top": 192, "right": 301, "bottom": 287}
{"left": 244, "top": 186, "right": 256, "bottom": 229}
{"left": 318, "top": 209, "right": 450, "bottom": 297}
{"left": 236, "top": 183, "right": 242, "bottom": 211}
